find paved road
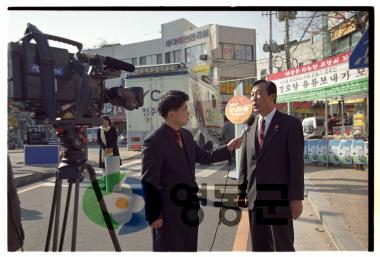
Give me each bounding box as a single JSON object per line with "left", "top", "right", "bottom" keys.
{"left": 17, "top": 156, "right": 336, "bottom": 251}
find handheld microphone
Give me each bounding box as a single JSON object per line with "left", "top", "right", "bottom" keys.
{"left": 76, "top": 53, "right": 135, "bottom": 72}
{"left": 239, "top": 113, "right": 256, "bottom": 139}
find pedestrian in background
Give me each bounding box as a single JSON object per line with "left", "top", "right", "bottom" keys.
{"left": 221, "top": 115, "right": 235, "bottom": 164}
{"left": 237, "top": 79, "right": 304, "bottom": 251}
{"left": 97, "top": 116, "right": 122, "bottom": 169}
{"left": 222, "top": 115, "right": 235, "bottom": 144}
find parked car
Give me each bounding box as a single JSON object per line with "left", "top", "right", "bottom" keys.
{"left": 302, "top": 117, "right": 325, "bottom": 139}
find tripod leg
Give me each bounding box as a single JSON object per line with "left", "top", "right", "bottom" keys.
{"left": 71, "top": 180, "right": 80, "bottom": 251}
{"left": 59, "top": 182, "right": 73, "bottom": 251}
{"left": 52, "top": 179, "right": 63, "bottom": 251}
{"left": 84, "top": 164, "right": 122, "bottom": 251}
{"left": 45, "top": 176, "right": 58, "bottom": 251}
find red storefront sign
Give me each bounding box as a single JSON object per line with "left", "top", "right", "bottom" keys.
{"left": 267, "top": 52, "right": 351, "bottom": 81}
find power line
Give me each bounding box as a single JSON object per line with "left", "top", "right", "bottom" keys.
{"left": 219, "top": 76, "right": 257, "bottom": 83}
{"left": 291, "top": 11, "right": 318, "bottom": 57}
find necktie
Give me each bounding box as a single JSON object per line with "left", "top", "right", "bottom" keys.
{"left": 175, "top": 130, "right": 183, "bottom": 148}
{"left": 258, "top": 118, "right": 266, "bottom": 149}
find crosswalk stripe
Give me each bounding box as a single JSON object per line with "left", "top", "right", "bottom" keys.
{"left": 121, "top": 162, "right": 231, "bottom": 178}
{"left": 121, "top": 159, "right": 141, "bottom": 167}
{"left": 196, "top": 169, "right": 219, "bottom": 177}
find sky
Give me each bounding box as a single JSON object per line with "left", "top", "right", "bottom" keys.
{"left": 7, "top": 9, "right": 319, "bottom": 60}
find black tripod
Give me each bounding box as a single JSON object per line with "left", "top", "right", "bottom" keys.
{"left": 45, "top": 125, "right": 121, "bottom": 251}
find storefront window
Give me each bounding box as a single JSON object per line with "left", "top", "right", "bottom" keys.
{"left": 146, "top": 55, "right": 157, "bottom": 65}
{"left": 127, "top": 58, "right": 137, "bottom": 65}
{"left": 174, "top": 50, "right": 182, "bottom": 63}
{"left": 165, "top": 50, "right": 182, "bottom": 63}
{"left": 220, "top": 77, "right": 238, "bottom": 95}
{"left": 221, "top": 43, "right": 254, "bottom": 61}
{"left": 185, "top": 44, "right": 206, "bottom": 64}
{"left": 157, "top": 54, "right": 162, "bottom": 64}
{"left": 234, "top": 44, "right": 245, "bottom": 60}
{"left": 165, "top": 52, "right": 170, "bottom": 63}
{"left": 139, "top": 56, "right": 146, "bottom": 65}
{"left": 245, "top": 45, "right": 253, "bottom": 61}
{"left": 222, "top": 43, "right": 234, "bottom": 60}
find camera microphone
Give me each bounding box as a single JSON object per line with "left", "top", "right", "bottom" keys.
{"left": 77, "top": 53, "right": 135, "bottom": 72}
{"left": 103, "top": 56, "right": 135, "bottom": 72}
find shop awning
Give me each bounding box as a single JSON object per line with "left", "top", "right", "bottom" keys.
{"left": 328, "top": 97, "right": 365, "bottom": 105}
{"left": 345, "top": 98, "right": 365, "bottom": 104}
{"left": 277, "top": 78, "right": 368, "bottom": 103}
{"left": 328, "top": 100, "right": 340, "bottom": 105}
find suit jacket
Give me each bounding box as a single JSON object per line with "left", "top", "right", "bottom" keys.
{"left": 238, "top": 110, "right": 304, "bottom": 210}
{"left": 141, "top": 124, "right": 231, "bottom": 225}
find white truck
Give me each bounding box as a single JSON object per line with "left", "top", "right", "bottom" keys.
{"left": 124, "top": 63, "right": 223, "bottom": 151}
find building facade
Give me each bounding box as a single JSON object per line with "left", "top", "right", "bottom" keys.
{"left": 85, "top": 18, "right": 257, "bottom": 113}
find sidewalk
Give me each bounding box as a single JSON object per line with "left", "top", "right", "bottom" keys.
{"left": 8, "top": 146, "right": 141, "bottom": 188}
{"left": 304, "top": 164, "right": 368, "bottom": 250}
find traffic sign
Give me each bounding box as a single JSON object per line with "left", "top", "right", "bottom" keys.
{"left": 349, "top": 29, "right": 369, "bottom": 69}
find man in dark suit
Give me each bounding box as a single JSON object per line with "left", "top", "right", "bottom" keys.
{"left": 141, "top": 90, "right": 241, "bottom": 251}
{"left": 237, "top": 80, "right": 304, "bottom": 251}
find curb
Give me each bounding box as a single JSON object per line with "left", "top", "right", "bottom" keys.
{"left": 305, "top": 186, "right": 366, "bottom": 251}
{"left": 15, "top": 153, "right": 141, "bottom": 188}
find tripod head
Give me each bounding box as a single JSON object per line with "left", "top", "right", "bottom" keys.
{"left": 51, "top": 118, "right": 102, "bottom": 181}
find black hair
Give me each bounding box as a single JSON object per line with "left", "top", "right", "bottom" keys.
{"left": 102, "top": 116, "right": 112, "bottom": 126}
{"left": 252, "top": 79, "right": 277, "bottom": 104}
{"left": 158, "top": 90, "right": 189, "bottom": 118}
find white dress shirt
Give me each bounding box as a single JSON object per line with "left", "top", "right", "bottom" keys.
{"left": 257, "top": 108, "right": 277, "bottom": 137}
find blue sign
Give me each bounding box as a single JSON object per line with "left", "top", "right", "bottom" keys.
{"left": 349, "top": 29, "right": 369, "bottom": 69}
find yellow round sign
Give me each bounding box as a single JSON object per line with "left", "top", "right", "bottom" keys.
{"left": 225, "top": 96, "right": 252, "bottom": 125}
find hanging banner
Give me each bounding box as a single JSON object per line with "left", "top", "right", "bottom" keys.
{"left": 267, "top": 51, "right": 368, "bottom": 98}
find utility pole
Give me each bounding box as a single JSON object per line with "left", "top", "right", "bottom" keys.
{"left": 322, "top": 11, "right": 332, "bottom": 58}
{"left": 284, "top": 13, "right": 292, "bottom": 115}
{"left": 278, "top": 11, "right": 297, "bottom": 115}
{"left": 284, "top": 12, "right": 291, "bottom": 69}
{"left": 269, "top": 11, "right": 273, "bottom": 74}
{"left": 263, "top": 11, "right": 278, "bottom": 75}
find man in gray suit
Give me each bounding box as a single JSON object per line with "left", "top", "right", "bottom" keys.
{"left": 141, "top": 90, "right": 241, "bottom": 251}
{"left": 237, "top": 80, "right": 304, "bottom": 251}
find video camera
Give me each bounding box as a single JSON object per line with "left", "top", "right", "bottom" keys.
{"left": 8, "top": 23, "right": 144, "bottom": 126}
